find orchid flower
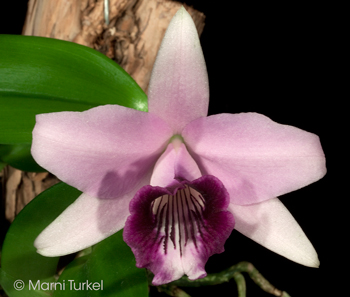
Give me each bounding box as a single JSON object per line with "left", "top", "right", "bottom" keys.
{"left": 31, "top": 7, "right": 326, "bottom": 285}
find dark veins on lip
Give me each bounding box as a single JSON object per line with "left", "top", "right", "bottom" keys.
{"left": 151, "top": 185, "right": 206, "bottom": 256}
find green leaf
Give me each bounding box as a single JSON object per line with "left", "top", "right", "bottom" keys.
{"left": 0, "top": 268, "right": 50, "bottom": 297}
{"left": 0, "top": 182, "right": 81, "bottom": 297}
{"left": 0, "top": 182, "right": 148, "bottom": 297}
{"left": 53, "top": 230, "right": 148, "bottom": 297}
{"left": 0, "top": 34, "right": 147, "bottom": 145}
{"left": 0, "top": 144, "right": 45, "bottom": 172}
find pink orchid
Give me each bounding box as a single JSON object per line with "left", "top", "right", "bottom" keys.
{"left": 31, "top": 7, "right": 326, "bottom": 285}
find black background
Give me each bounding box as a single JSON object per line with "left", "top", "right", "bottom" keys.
{"left": 1, "top": 1, "right": 333, "bottom": 296}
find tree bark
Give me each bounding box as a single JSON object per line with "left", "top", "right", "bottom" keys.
{"left": 2, "top": 168, "right": 58, "bottom": 222}
{"left": 2, "top": 0, "right": 205, "bottom": 222}
{"left": 22, "top": 0, "right": 205, "bottom": 92}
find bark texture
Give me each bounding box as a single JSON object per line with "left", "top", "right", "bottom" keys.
{"left": 2, "top": 0, "right": 205, "bottom": 222}
{"left": 22, "top": 0, "right": 205, "bottom": 92}
{"left": 2, "top": 168, "right": 58, "bottom": 222}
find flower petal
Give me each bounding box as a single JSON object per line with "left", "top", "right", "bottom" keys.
{"left": 150, "top": 142, "right": 178, "bottom": 188}
{"left": 183, "top": 113, "right": 326, "bottom": 205}
{"left": 124, "top": 175, "right": 234, "bottom": 285}
{"left": 32, "top": 105, "right": 172, "bottom": 199}
{"left": 150, "top": 141, "right": 202, "bottom": 187}
{"left": 35, "top": 192, "right": 132, "bottom": 256}
{"left": 148, "top": 7, "right": 209, "bottom": 133}
{"left": 175, "top": 143, "right": 202, "bottom": 181}
{"left": 229, "top": 198, "right": 319, "bottom": 267}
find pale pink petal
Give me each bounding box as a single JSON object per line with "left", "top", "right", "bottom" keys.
{"left": 35, "top": 192, "right": 132, "bottom": 256}
{"left": 148, "top": 7, "right": 209, "bottom": 133}
{"left": 228, "top": 198, "right": 319, "bottom": 267}
{"left": 150, "top": 143, "right": 178, "bottom": 187}
{"left": 151, "top": 141, "right": 202, "bottom": 187}
{"left": 32, "top": 105, "right": 172, "bottom": 199}
{"left": 183, "top": 113, "right": 326, "bottom": 205}
{"left": 174, "top": 143, "right": 202, "bottom": 181}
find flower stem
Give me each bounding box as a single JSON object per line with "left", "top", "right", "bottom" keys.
{"left": 232, "top": 272, "right": 246, "bottom": 297}
{"left": 149, "top": 261, "right": 291, "bottom": 297}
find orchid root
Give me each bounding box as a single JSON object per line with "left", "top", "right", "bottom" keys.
{"left": 149, "top": 261, "right": 291, "bottom": 297}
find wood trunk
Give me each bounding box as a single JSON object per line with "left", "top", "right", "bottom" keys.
{"left": 2, "top": 0, "right": 205, "bottom": 223}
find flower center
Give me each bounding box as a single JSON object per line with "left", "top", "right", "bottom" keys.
{"left": 124, "top": 175, "right": 235, "bottom": 285}
{"left": 151, "top": 184, "right": 205, "bottom": 256}
{"left": 169, "top": 134, "right": 185, "bottom": 152}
